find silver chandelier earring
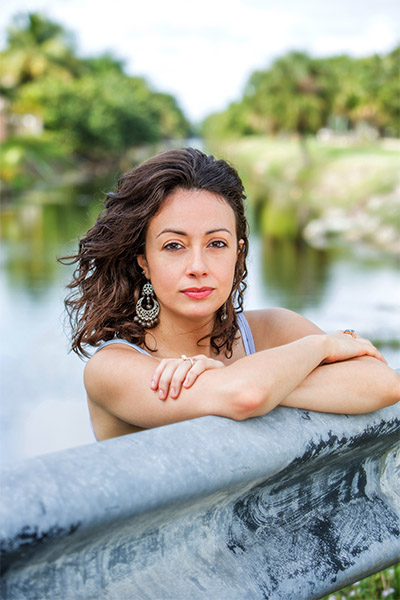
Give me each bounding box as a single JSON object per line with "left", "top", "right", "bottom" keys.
{"left": 134, "top": 281, "right": 160, "bottom": 328}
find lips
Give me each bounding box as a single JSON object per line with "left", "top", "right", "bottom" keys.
{"left": 181, "top": 287, "right": 214, "bottom": 299}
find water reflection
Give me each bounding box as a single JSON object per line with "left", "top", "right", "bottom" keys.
{"left": 1, "top": 183, "right": 110, "bottom": 295}
{"left": 260, "top": 238, "right": 330, "bottom": 312}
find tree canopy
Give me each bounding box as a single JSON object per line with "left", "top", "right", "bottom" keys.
{"left": 0, "top": 12, "right": 191, "bottom": 168}
{"left": 202, "top": 47, "right": 400, "bottom": 140}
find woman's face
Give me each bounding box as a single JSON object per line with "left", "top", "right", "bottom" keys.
{"left": 137, "top": 188, "right": 242, "bottom": 325}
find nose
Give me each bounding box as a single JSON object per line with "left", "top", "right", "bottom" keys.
{"left": 186, "top": 248, "right": 209, "bottom": 278}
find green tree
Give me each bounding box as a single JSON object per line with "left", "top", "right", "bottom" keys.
{"left": 149, "top": 92, "right": 191, "bottom": 139}
{"left": 320, "top": 55, "right": 362, "bottom": 130}
{"left": 245, "top": 52, "right": 333, "bottom": 137}
{"left": 0, "top": 11, "right": 191, "bottom": 187}
{"left": 0, "top": 12, "right": 82, "bottom": 94}
{"left": 15, "top": 73, "right": 163, "bottom": 160}
{"left": 321, "top": 49, "right": 400, "bottom": 137}
{"left": 202, "top": 100, "right": 256, "bottom": 139}
{"left": 357, "top": 47, "right": 400, "bottom": 137}
{"left": 203, "top": 47, "right": 399, "bottom": 142}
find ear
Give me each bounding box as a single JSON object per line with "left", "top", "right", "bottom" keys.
{"left": 137, "top": 254, "right": 149, "bottom": 279}
{"left": 237, "top": 239, "right": 244, "bottom": 254}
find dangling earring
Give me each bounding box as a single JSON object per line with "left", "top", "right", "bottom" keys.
{"left": 134, "top": 281, "right": 160, "bottom": 328}
{"left": 220, "top": 302, "right": 228, "bottom": 322}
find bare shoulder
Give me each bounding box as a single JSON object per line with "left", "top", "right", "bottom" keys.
{"left": 244, "top": 308, "right": 325, "bottom": 351}
{"left": 84, "top": 344, "right": 156, "bottom": 406}
{"left": 84, "top": 344, "right": 161, "bottom": 439}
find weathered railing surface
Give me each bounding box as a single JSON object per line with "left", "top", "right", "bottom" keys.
{"left": 1, "top": 401, "right": 399, "bottom": 600}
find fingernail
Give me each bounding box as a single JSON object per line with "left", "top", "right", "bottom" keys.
{"left": 171, "top": 387, "right": 176, "bottom": 398}
{"left": 151, "top": 379, "right": 156, "bottom": 389}
{"left": 159, "top": 389, "right": 165, "bottom": 400}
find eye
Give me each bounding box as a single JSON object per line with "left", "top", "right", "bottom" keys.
{"left": 209, "top": 240, "right": 227, "bottom": 248}
{"left": 163, "top": 242, "right": 184, "bottom": 251}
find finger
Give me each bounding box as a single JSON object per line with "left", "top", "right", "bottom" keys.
{"left": 183, "top": 358, "right": 223, "bottom": 388}
{"left": 151, "top": 357, "right": 191, "bottom": 390}
{"left": 156, "top": 360, "right": 186, "bottom": 400}
{"left": 160, "top": 360, "right": 196, "bottom": 399}
{"left": 348, "top": 335, "right": 387, "bottom": 364}
{"left": 169, "top": 361, "right": 193, "bottom": 398}
{"left": 362, "top": 340, "right": 387, "bottom": 364}
{"left": 182, "top": 366, "right": 201, "bottom": 388}
{"left": 182, "top": 357, "right": 211, "bottom": 388}
{"left": 373, "top": 350, "right": 387, "bottom": 364}
{"left": 340, "top": 330, "right": 386, "bottom": 361}
{"left": 151, "top": 358, "right": 172, "bottom": 391}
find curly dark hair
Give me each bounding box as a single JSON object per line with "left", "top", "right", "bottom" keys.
{"left": 61, "top": 147, "right": 249, "bottom": 358}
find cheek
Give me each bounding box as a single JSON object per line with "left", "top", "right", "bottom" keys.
{"left": 216, "top": 253, "right": 238, "bottom": 286}
{"left": 147, "top": 255, "right": 180, "bottom": 291}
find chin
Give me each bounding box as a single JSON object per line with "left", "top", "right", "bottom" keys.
{"left": 182, "top": 306, "right": 218, "bottom": 321}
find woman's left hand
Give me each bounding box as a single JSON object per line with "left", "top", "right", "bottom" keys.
{"left": 151, "top": 354, "right": 225, "bottom": 400}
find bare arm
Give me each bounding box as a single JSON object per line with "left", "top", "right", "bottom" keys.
{"left": 86, "top": 338, "right": 329, "bottom": 432}
{"left": 280, "top": 356, "right": 398, "bottom": 413}
{"left": 84, "top": 322, "right": 400, "bottom": 434}
{"left": 247, "top": 308, "right": 399, "bottom": 415}
{"left": 148, "top": 308, "right": 398, "bottom": 415}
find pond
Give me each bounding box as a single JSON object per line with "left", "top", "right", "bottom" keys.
{"left": 1, "top": 184, "right": 399, "bottom": 465}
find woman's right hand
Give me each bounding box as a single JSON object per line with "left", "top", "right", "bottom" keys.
{"left": 151, "top": 354, "right": 225, "bottom": 400}
{"left": 323, "top": 330, "right": 387, "bottom": 365}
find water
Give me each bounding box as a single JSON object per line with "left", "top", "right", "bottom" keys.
{"left": 1, "top": 195, "right": 399, "bottom": 465}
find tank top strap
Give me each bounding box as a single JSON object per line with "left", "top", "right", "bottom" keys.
{"left": 94, "top": 339, "right": 152, "bottom": 356}
{"left": 236, "top": 312, "right": 256, "bottom": 355}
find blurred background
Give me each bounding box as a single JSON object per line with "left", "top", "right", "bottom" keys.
{"left": 1, "top": 1, "right": 399, "bottom": 467}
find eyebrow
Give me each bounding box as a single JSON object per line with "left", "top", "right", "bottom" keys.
{"left": 156, "top": 228, "right": 233, "bottom": 238}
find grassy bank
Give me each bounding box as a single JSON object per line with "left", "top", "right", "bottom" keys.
{"left": 206, "top": 136, "right": 400, "bottom": 253}
{"left": 321, "top": 563, "right": 399, "bottom": 599}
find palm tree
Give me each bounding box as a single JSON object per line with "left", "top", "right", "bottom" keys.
{"left": 0, "top": 12, "right": 82, "bottom": 93}
{"left": 245, "top": 52, "right": 334, "bottom": 163}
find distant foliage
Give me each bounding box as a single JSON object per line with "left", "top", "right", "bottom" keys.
{"left": 0, "top": 12, "right": 191, "bottom": 170}
{"left": 202, "top": 47, "right": 400, "bottom": 139}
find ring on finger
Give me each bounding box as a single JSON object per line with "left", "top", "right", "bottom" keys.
{"left": 343, "top": 329, "right": 356, "bottom": 338}
{"left": 181, "top": 354, "right": 195, "bottom": 367}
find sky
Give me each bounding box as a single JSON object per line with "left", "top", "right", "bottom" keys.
{"left": 1, "top": 0, "right": 399, "bottom": 122}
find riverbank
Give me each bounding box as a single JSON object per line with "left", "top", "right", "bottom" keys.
{"left": 0, "top": 138, "right": 203, "bottom": 204}
{"left": 205, "top": 136, "right": 400, "bottom": 254}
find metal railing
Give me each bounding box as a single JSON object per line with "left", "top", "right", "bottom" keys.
{"left": 1, "top": 400, "right": 399, "bottom": 599}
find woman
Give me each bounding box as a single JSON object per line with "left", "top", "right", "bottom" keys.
{"left": 63, "top": 148, "right": 400, "bottom": 442}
